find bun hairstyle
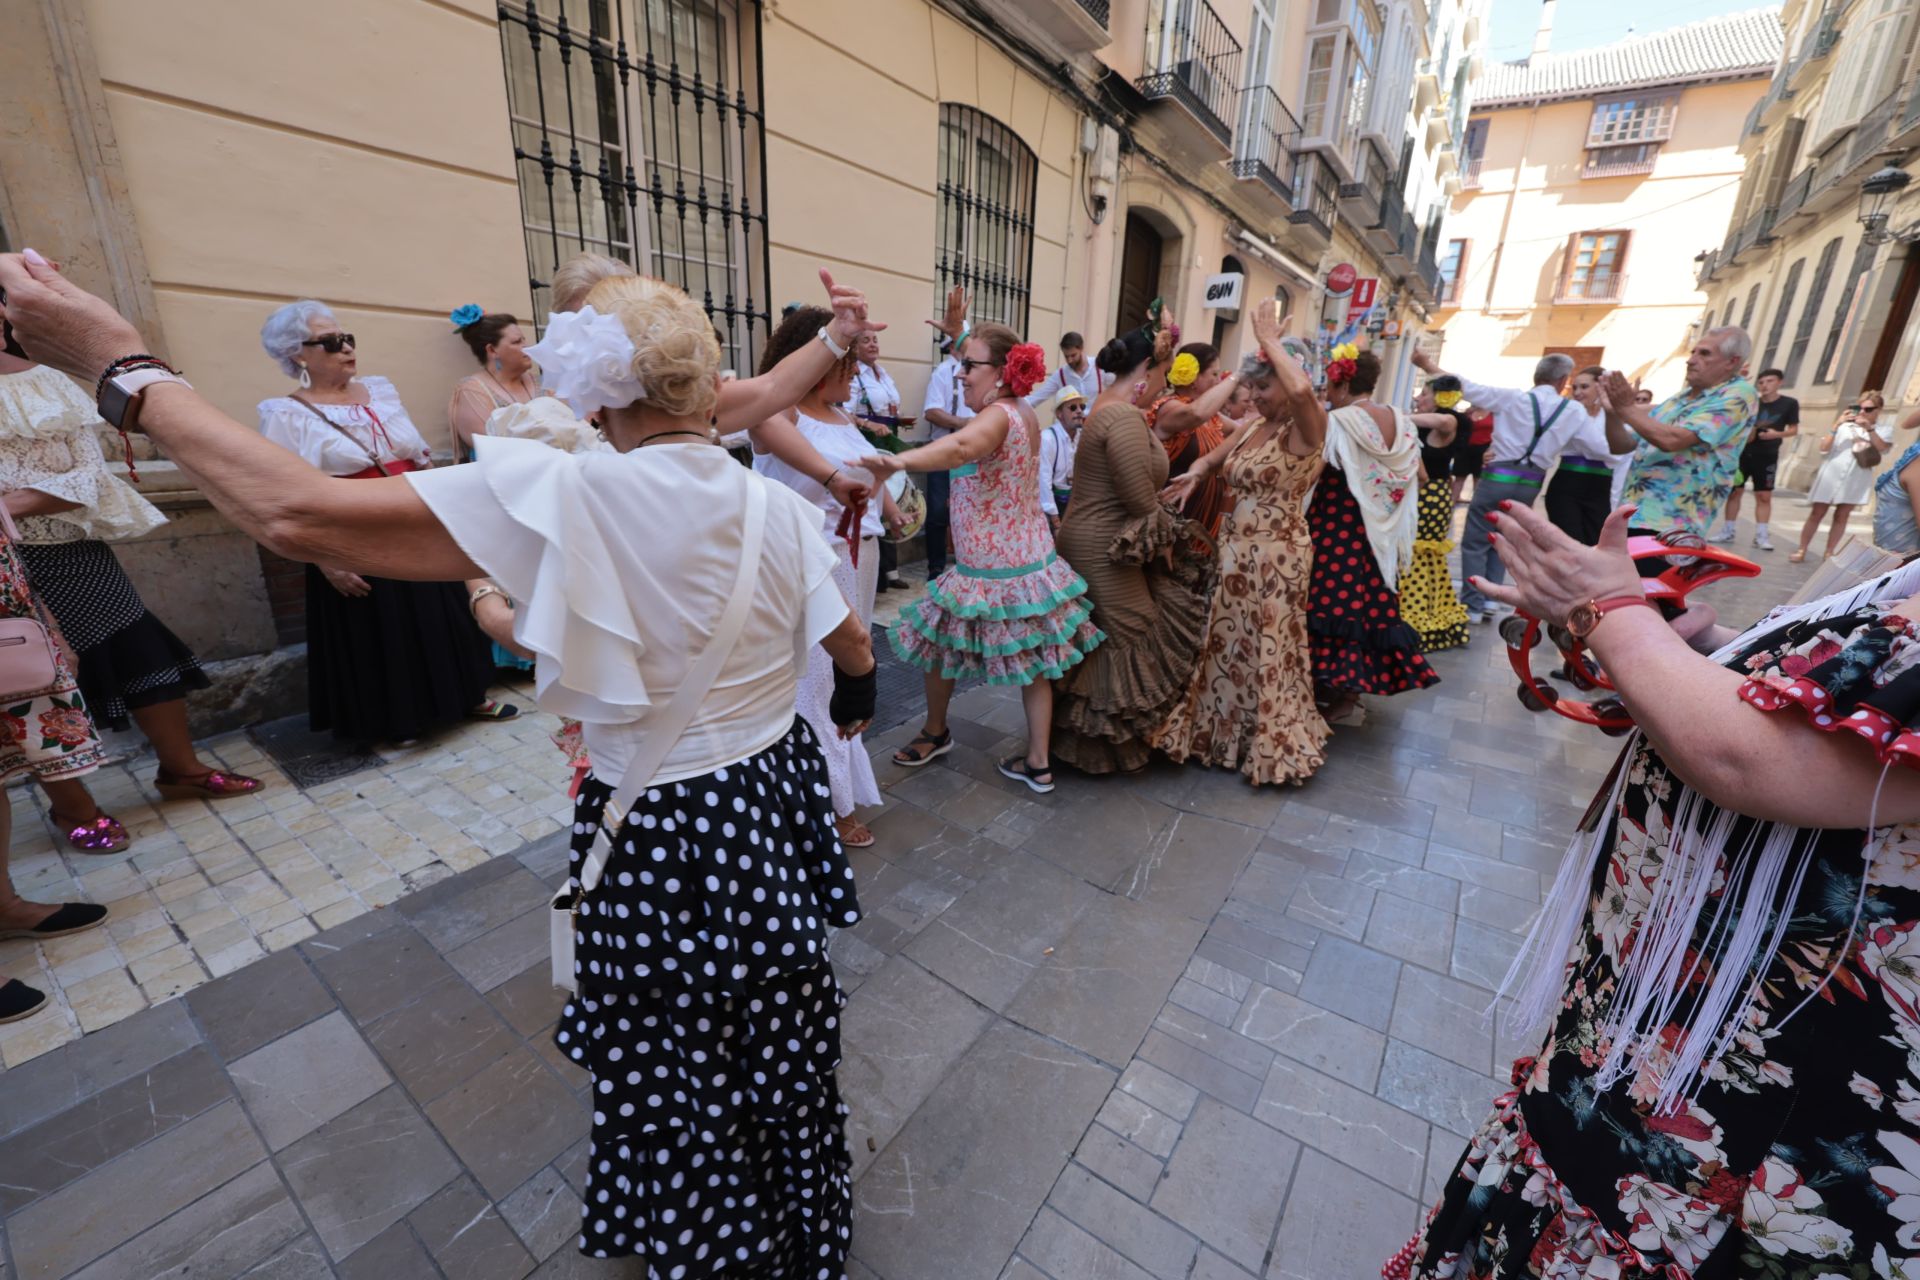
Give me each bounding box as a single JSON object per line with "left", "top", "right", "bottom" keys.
{"left": 757, "top": 304, "right": 842, "bottom": 378}
{"left": 582, "top": 274, "right": 722, "bottom": 420}
{"left": 1329, "top": 349, "right": 1382, "bottom": 395}
{"left": 455, "top": 312, "right": 518, "bottom": 365}
{"left": 1095, "top": 328, "right": 1156, "bottom": 376}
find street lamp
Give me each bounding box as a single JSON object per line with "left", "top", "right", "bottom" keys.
{"left": 1858, "top": 166, "right": 1912, "bottom": 246}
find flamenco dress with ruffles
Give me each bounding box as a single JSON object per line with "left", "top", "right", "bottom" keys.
{"left": 1052, "top": 402, "right": 1215, "bottom": 774}
{"left": 1396, "top": 476, "right": 1470, "bottom": 653}
{"left": 891, "top": 404, "right": 1103, "bottom": 686}
{"left": 1390, "top": 599, "right": 1920, "bottom": 1279}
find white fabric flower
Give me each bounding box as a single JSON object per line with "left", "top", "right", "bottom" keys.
{"left": 1874, "top": 1130, "right": 1920, "bottom": 1249}
{"left": 526, "top": 307, "right": 648, "bottom": 416}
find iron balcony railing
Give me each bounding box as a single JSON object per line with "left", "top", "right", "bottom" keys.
{"left": 1373, "top": 181, "right": 1406, "bottom": 244}
{"left": 1341, "top": 137, "right": 1392, "bottom": 200}
{"left": 1418, "top": 239, "right": 1442, "bottom": 296}
{"left": 1778, "top": 163, "right": 1816, "bottom": 220}
{"left": 1461, "top": 152, "right": 1484, "bottom": 189}
{"left": 1556, "top": 273, "right": 1628, "bottom": 304}
{"left": 1075, "top": 0, "right": 1110, "bottom": 25}
{"left": 1583, "top": 145, "right": 1659, "bottom": 179}
{"left": 1135, "top": 0, "right": 1243, "bottom": 148}
{"left": 1230, "top": 86, "right": 1300, "bottom": 202}
{"left": 1695, "top": 249, "right": 1719, "bottom": 288}
{"left": 1904, "top": 72, "right": 1920, "bottom": 131}
{"left": 1288, "top": 153, "right": 1338, "bottom": 236}
{"left": 1847, "top": 87, "right": 1904, "bottom": 173}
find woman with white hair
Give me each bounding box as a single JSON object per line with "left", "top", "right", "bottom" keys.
{"left": 256, "top": 300, "right": 510, "bottom": 742}
{"left": 5, "top": 250, "right": 881, "bottom": 1271}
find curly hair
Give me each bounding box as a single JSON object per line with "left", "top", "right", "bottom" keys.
{"left": 260, "top": 300, "right": 335, "bottom": 378}
{"left": 1330, "top": 350, "right": 1382, "bottom": 395}
{"left": 551, "top": 252, "right": 636, "bottom": 314}
{"left": 582, "top": 275, "right": 721, "bottom": 420}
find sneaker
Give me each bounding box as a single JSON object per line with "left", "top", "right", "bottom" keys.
{"left": 1705, "top": 526, "right": 1736, "bottom": 544}
{"left": 1753, "top": 530, "right": 1774, "bottom": 551}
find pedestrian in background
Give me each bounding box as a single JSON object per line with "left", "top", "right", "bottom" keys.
{"left": 919, "top": 286, "right": 973, "bottom": 579}
{"left": 445, "top": 307, "right": 540, "bottom": 463}
{"left": 1791, "top": 389, "right": 1893, "bottom": 563}
{"left": 1601, "top": 327, "right": 1758, "bottom": 539}
{"left": 1399, "top": 377, "right": 1472, "bottom": 653}
{"left": 1542, "top": 365, "right": 1632, "bottom": 546}
{"left": 1711, "top": 365, "right": 1798, "bottom": 550}
{"left": 843, "top": 332, "right": 911, "bottom": 590}
{"left": 1024, "top": 330, "right": 1113, "bottom": 406}
{"left": 1040, "top": 385, "right": 1084, "bottom": 523}
{"left": 1148, "top": 342, "right": 1242, "bottom": 538}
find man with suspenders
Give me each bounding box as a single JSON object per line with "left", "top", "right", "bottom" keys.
{"left": 1412, "top": 350, "right": 1585, "bottom": 623}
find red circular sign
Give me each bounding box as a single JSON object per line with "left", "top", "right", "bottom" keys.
{"left": 1326, "top": 263, "right": 1358, "bottom": 296}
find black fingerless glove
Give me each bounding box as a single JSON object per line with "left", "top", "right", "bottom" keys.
{"left": 830, "top": 662, "right": 877, "bottom": 728}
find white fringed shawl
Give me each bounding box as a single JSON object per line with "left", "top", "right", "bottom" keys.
{"left": 1494, "top": 558, "right": 1920, "bottom": 1111}
{"left": 1323, "top": 403, "right": 1420, "bottom": 586}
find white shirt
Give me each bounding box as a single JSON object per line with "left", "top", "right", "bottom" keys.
{"left": 258, "top": 376, "right": 434, "bottom": 476}
{"left": 408, "top": 439, "right": 847, "bottom": 784}
{"left": 1038, "top": 421, "right": 1076, "bottom": 516}
{"left": 842, "top": 362, "right": 901, "bottom": 420}
{"left": 754, "top": 410, "right": 885, "bottom": 542}
{"left": 1456, "top": 378, "right": 1587, "bottom": 469}
{"left": 922, "top": 356, "right": 975, "bottom": 437}
{"left": 1025, "top": 359, "right": 1113, "bottom": 408}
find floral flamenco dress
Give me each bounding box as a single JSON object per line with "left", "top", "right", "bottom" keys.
{"left": 1390, "top": 578, "right": 1920, "bottom": 1280}
{"left": 891, "top": 407, "right": 1104, "bottom": 685}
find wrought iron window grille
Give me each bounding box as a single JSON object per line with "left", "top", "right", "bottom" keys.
{"left": 935, "top": 104, "right": 1038, "bottom": 334}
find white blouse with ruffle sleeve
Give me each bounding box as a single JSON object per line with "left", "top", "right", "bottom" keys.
{"left": 406, "top": 437, "right": 849, "bottom": 785}
{"left": 257, "top": 376, "right": 434, "bottom": 476}
{"left": 0, "top": 365, "right": 168, "bottom": 545}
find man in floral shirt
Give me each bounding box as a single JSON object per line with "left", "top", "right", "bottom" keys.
{"left": 1602, "top": 327, "right": 1758, "bottom": 535}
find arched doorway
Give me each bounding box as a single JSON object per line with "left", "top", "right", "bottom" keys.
{"left": 1117, "top": 211, "right": 1168, "bottom": 335}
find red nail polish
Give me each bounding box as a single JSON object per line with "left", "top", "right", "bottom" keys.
{"left": 1500, "top": 500, "right": 1514, "bottom": 511}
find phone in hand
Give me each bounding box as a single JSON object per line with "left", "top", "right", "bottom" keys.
{"left": 0, "top": 289, "right": 27, "bottom": 360}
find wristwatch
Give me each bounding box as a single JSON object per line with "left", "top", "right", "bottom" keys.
{"left": 1565, "top": 593, "right": 1654, "bottom": 640}
{"left": 98, "top": 366, "right": 192, "bottom": 432}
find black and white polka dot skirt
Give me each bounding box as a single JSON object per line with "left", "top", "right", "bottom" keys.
{"left": 557, "top": 718, "right": 862, "bottom": 1273}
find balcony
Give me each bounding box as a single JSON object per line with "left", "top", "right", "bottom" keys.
{"left": 1461, "top": 152, "right": 1484, "bottom": 190}
{"left": 1846, "top": 87, "right": 1906, "bottom": 174}
{"left": 1785, "top": 7, "right": 1841, "bottom": 93}
{"left": 1695, "top": 248, "right": 1719, "bottom": 288}
{"left": 1414, "top": 59, "right": 1442, "bottom": 113}
{"left": 1338, "top": 137, "right": 1392, "bottom": 224}
{"left": 1229, "top": 87, "right": 1300, "bottom": 206}
{"left": 1135, "top": 0, "right": 1243, "bottom": 151}
{"left": 1368, "top": 181, "right": 1407, "bottom": 259}
{"left": 1288, "top": 153, "right": 1338, "bottom": 239}
{"left": 1776, "top": 163, "right": 1816, "bottom": 221}
{"left": 1896, "top": 72, "right": 1920, "bottom": 147}
{"left": 1388, "top": 214, "right": 1417, "bottom": 272}
{"left": 974, "top": 0, "right": 1110, "bottom": 56}
{"left": 1556, "top": 273, "right": 1627, "bottom": 305}
{"left": 1583, "top": 145, "right": 1659, "bottom": 179}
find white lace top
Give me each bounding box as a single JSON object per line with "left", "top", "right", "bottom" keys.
{"left": 0, "top": 366, "right": 167, "bottom": 545}
{"left": 257, "top": 376, "right": 434, "bottom": 476}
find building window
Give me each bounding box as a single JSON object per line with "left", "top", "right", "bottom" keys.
{"left": 1558, "top": 231, "right": 1628, "bottom": 302}
{"left": 1437, "top": 239, "right": 1467, "bottom": 304}
{"left": 1785, "top": 236, "right": 1842, "bottom": 385}
{"left": 497, "top": 0, "right": 771, "bottom": 372}
{"left": 935, "top": 105, "right": 1037, "bottom": 333}
{"left": 1583, "top": 144, "right": 1659, "bottom": 179}
{"left": 1817, "top": 240, "right": 1881, "bottom": 383}
{"left": 1461, "top": 117, "right": 1488, "bottom": 188}
{"left": 1740, "top": 283, "right": 1761, "bottom": 333}
{"left": 1761, "top": 257, "right": 1805, "bottom": 371}
{"left": 1301, "top": 35, "right": 1337, "bottom": 139}
{"left": 1582, "top": 92, "right": 1675, "bottom": 179}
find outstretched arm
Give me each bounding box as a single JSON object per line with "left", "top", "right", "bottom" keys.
{"left": 861, "top": 404, "right": 1012, "bottom": 476}
{"left": 713, "top": 269, "right": 884, "bottom": 432}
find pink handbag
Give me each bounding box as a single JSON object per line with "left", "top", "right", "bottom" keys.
{"left": 0, "top": 506, "right": 65, "bottom": 702}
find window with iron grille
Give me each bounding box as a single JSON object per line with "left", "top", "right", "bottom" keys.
{"left": 1740, "top": 283, "right": 1761, "bottom": 333}
{"left": 935, "top": 105, "right": 1037, "bottom": 333}
{"left": 1437, "top": 239, "right": 1467, "bottom": 304}
{"left": 1784, "top": 236, "right": 1842, "bottom": 384}
{"left": 497, "top": 0, "right": 771, "bottom": 373}
{"left": 1761, "top": 257, "right": 1805, "bottom": 371}
{"left": 1817, "top": 239, "right": 1881, "bottom": 383}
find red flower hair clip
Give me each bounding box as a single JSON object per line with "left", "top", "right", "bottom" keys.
{"left": 1002, "top": 343, "right": 1047, "bottom": 398}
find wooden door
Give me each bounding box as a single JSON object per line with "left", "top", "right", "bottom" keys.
{"left": 1867, "top": 247, "right": 1920, "bottom": 393}
{"left": 1117, "top": 212, "right": 1164, "bottom": 335}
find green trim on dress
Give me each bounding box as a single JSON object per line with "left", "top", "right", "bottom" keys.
{"left": 886, "top": 625, "right": 1106, "bottom": 687}
{"left": 897, "top": 599, "right": 1096, "bottom": 657}
{"left": 952, "top": 551, "right": 1059, "bottom": 579}
{"left": 923, "top": 574, "right": 1089, "bottom": 621}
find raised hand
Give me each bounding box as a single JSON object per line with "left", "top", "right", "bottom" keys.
{"left": 925, "top": 284, "right": 968, "bottom": 341}
{"left": 1472, "top": 502, "right": 1643, "bottom": 627}
{"left": 1602, "top": 370, "right": 1639, "bottom": 413}
{"left": 1250, "top": 297, "right": 1288, "bottom": 348}
{"left": 1410, "top": 347, "right": 1439, "bottom": 375}
{"left": 0, "top": 250, "right": 147, "bottom": 384}
{"left": 822, "top": 268, "right": 885, "bottom": 345}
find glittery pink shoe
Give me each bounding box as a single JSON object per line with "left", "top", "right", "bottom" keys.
{"left": 55, "top": 813, "right": 130, "bottom": 854}
{"left": 154, "top": 769, "right": 264, "bottom": 801}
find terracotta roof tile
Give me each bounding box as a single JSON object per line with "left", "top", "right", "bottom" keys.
{"left": 1474, "top": 7, "right": 1783, "bottom": 105}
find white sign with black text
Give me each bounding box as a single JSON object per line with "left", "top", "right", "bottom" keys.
{"left": 1202, "top": 272, "right": 1245, "bottom": 310}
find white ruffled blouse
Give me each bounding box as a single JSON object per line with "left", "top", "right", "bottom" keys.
{"left": 406, "top": 438, "right": 848, "bottom": 784}
{"left": 0, "top": 366, "right": 167, "bottom": 545}
{"left": 257, "top": 376, "right": 433, "bottom": 476}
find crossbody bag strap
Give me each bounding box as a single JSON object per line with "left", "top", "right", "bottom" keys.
{"left": 575, "top": 474, "right": 770, "bottom": 894}
{"left": 288, "top": 394, "right": 394, "bottom": 477}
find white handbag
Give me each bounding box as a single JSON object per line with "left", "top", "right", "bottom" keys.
{"left": 550, "top": 476, "right": 770, "bottom": 991}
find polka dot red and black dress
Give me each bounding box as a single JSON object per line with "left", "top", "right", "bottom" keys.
{"left": 1304, "top": 468, "right": 1439, "bottom": 696}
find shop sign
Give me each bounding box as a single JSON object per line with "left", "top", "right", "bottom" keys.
{"left": 1203, "top": 272, "right": 1245, "bottom": 310}
{"left": 1326, "top": 262, "right": 1358, "bottom": 296}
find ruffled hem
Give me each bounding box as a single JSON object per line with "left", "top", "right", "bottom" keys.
{"left": 1409, "top": 621, "right": 1470, "bottom": 653}
{"left": 1309, "top": 616, "right": 1438, "bottom": 697}
{"left": 1153, "top": 711, "right": 1328, "bottom": 787}
{"left": 1109, "top": 506, "right": 1182, "bottom": 564}
{"left": 922, "top": 554, "right": 1090, "bottom": 620}
{"left": 1053, "top": 568, "right": 1215, "bottom": 775}
{"left": 889, "top": 615, "right": 1104, "bottom": 686}
{"left": 891, "top": 558, "right": 1105, "bottom": 686}
{"left": 1739, "top": 673, "right": 1920, "bottom": 771}
{"left": 899, "top": 596, "right": 1098, "bottom": 658}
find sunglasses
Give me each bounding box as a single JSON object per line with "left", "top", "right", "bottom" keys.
{"left": 959, "top": 358, "right": 999, "bottom": 373}
{"left": 301, "top": 333, "right": 357, "bottom": 354}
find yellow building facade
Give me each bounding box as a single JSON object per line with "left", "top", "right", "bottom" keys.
{"left": 1433, "top": 10, "right": 1778, "bottom": 393}
{"left": 0, "top": 0, "right": 1484, "bottom": 720}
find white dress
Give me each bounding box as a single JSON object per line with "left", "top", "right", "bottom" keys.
{"left": 1807, "top": 421, "right": 1891, "bottom": 506}
{"left": 754, "top": 411, "right": 883, "bottom": 817}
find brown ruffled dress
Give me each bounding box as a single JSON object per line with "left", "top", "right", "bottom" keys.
{"left": 1051, "top": 402, "right": 1214, "bottom": 774}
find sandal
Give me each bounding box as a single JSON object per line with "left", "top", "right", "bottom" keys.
{"left": 997, "top": 756, "right": 1055, "bottom": 795}
{"left": 0, "top": 901, "right": 109, "bottom": 943}
{"left": 836, "top": 816, "right": 876, "bottom": 849}
{"left": 155, "top": 769, "right": 264, "bottom": 801}
{"left": 470, "top": 699, "right": 521, "bottom": 722}
{"left": 0, "top": 979, "right": 47, "bottom": 1025}
{"left": 893, "top": 728, "right": 952, "bottom": 768}
{"left": 52, "top": 812, "right": 130, "bottom": 854}
{"left": 1787, "top": 549, "right": 1808, "bottom": 564}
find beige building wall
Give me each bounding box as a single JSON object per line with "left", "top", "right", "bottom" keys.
{"left": 1436, "top": 77, "right": 1765, "bottom": 394}
{"left": 78, "top": 0, "right": 532, "bottom": 449}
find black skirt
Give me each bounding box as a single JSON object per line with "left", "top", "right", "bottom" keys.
{"left": 18, "top": 539, "right": 209, "bottom": 730}
{"left": 302, "top": 564, "right": 492, "bottom": 743}
{"left": 556, "top": 718, "right": 861, "bottom": 1268}
{"left": 1543, "top": 467, "right": 1613, "bottom": 546}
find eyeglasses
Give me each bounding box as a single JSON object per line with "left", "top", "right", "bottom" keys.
{"left": 301, "top": 333, "right": 356, "bottom": 354}
{"left": 959, "top": 358, "right": 998, "bottom": 373}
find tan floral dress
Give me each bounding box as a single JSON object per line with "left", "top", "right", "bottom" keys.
{"left": 1153, "top": 426, "right": 1328, "bottom": 786}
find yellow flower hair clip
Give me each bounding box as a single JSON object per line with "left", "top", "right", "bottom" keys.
{"left": 1168, "top": 353, "right": 1201, "bottom": 388}
{"left": 1330, "top": 342, "right": 1360, "bottom": 364}
{"left": 1434, "top": 390, "right": 1463, "bottom": 409}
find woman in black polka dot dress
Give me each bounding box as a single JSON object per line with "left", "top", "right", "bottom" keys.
{"left": 1305, "top": 351, "right": 1438, "bottom": 722}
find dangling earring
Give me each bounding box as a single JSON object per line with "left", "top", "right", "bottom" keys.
{"left": 298, "top": 363, "right": 312, "bottom": 390}
{"left": 492, "top": 357, "right": 502, "bottom": 372}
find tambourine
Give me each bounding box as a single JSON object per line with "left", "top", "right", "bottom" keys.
{"left": 885, "top": 471, "right": 927, "bottom": 543}
{"left": 1500, "top": 531, "right": 1761, "bottom": 734}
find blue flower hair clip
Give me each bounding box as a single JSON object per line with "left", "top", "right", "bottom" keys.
{"left": 449, "top": 303, "right": 484, "bottom": 329}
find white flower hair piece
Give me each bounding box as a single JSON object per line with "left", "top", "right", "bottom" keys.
{"left": 525, "top": 306, "right": 648, "bottom": 415}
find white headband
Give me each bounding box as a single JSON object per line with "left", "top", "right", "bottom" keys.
{"left": 526, "top": 306, "right": 649, "bottom": 416}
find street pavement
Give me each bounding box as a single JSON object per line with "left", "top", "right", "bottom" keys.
{"left": 0, "top": 505, "right": 1849, "bottom": 1279}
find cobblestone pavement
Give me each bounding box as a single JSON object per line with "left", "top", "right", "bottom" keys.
{"left": 0, "top": 504, "right": 1840, "bottom": 1278}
